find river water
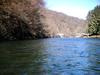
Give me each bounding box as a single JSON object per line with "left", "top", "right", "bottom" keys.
{"left": 0, "top": 38, "right": 100, "bottom": 75}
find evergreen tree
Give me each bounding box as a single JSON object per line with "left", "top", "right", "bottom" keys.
{"left": 87, "top": 5, "right": 100, "bottom": 35}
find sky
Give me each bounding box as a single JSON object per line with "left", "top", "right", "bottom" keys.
{"left": 45, "top": 0, "right": 99, "bottom": 19}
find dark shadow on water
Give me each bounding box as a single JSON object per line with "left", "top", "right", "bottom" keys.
{"left": 0, "top": 38, "right": 100, "bottom": 75}
{"left": 0, "top": 40, "right": 47, "bottom": 75}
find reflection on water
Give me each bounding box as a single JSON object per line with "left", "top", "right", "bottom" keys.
{"left": 0, "top": 38, "right": 100, "bottom": 75}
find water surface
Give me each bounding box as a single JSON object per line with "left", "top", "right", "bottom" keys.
{"left": 0, "top": 38, "right": 100, "bottom": 75}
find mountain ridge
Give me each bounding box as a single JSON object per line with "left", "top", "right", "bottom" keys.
{"left": 0, "top": 0, "right": 87, "bottom": 40}
{"left": 40, "top": 8, "right": 87, "bottom": 37}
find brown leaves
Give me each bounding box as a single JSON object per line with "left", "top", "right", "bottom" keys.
{"left": 0, "top": 0, "right": 47, "bottom": 40}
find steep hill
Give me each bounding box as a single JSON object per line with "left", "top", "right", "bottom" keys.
{"left": 0, "top": 0, "right": 87, "bottom": 40}
{"left": 41, "top": 8, "right": 87, "bottom": 37}
{"left": 0, "top": 0, "right": 47, "bottom": 40}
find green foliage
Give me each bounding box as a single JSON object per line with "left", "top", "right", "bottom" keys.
{"left": 87, "top": 5, "right": 100, "bottom": 35}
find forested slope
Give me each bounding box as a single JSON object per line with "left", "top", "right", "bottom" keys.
{"left": 0, "top": 0, "right": 48, "bottom": 40}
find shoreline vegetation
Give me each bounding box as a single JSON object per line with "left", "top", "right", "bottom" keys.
{"left": 87, "top": 35, "right": 100, "bottom": 38}
{"left": 0, "top": 0, "right": 49, "bottom": 40}
{"left": 0, "top": 0, "right": 99, "bottom": 41}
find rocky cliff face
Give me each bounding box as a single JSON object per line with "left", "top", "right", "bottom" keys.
{"left": 41, "top": 8, "right": 87, "bottom": 37}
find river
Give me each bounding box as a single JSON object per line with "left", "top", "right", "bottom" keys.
{"left": 0, "top": 38, "right": 100, "bottom": 75}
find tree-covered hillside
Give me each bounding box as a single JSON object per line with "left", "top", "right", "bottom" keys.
{"left": 40, "top": 8, "right": 87, "bottom": 37}
{"left": 0, "top": 0, "right": 88, "bottom": 40}
{"left": 0, "top": 0, "right": 48, "bottom": 40}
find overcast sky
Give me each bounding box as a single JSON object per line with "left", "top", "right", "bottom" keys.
{"left": 45, "top": 0, "right": 99, "bottom": 19}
